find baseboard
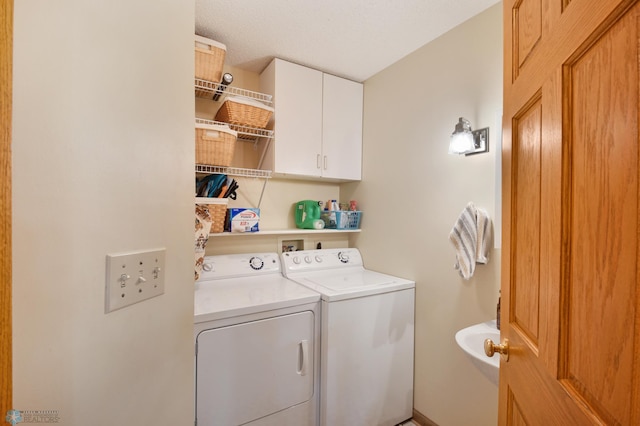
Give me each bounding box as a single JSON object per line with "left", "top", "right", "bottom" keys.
{"left": 412, "top": 408, "right": 439, "bottom": 426}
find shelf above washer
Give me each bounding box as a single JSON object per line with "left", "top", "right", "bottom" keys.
{"left": 209, "top": 229, "right": 361, "bottom": 237}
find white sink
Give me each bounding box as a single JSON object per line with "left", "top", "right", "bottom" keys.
{"left": 455, "top": 320, "right": 500, "bottom": 386}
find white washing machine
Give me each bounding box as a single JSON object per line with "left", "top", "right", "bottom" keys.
{"left": 281, "top": 248, "right": 415, "bottom": 426}
{"left": 194, "top": 253, "right": 321, "bottom": 426}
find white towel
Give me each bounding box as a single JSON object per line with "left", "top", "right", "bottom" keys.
{"left": 449, "top": 202, "right": 492, "bottom": 280}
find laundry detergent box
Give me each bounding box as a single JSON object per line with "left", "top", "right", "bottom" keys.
{"left": 226, "top": 208, "right": 260, "bottom": 233}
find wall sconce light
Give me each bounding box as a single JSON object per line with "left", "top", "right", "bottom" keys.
{"left": 448, "top": 117, "right": 489, "bottom": 155}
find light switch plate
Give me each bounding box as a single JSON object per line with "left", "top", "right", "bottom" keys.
{"left": 105, "top": 248, "right": 166, "bottom": 313}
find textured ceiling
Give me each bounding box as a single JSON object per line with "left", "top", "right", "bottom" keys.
{"left": 195, "top": 0, "right": 501, "bottom": 82}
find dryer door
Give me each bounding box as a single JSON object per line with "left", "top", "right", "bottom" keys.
{"left": 196, "top": 311, "right": 315, "bottom": 426}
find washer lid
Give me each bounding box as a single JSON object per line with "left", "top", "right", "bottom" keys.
{"left": 194, "top": 274, "right": 320, "bottom": 323}
{"left": 289, "top": 269, "right": 415, "bottom": 302}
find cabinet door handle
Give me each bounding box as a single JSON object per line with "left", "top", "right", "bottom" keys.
{"left": 317, "top": 154, "right": 321, "bottom": 169}
{"left": 323, "top": 155, "right": 327, "bottom": 170}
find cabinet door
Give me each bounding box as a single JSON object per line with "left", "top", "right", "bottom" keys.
{"left": 271, "top": 59, "right": 323, "bottom": 177}
{"left": 321, "top": 74, "right": 362, "bottom": 181}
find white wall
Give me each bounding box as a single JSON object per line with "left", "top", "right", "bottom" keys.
{"left": 12, "top": 1, "right": 195, "bottom": 425}
{"left": 343, "top": 4, "right": 503, "bottom": 425}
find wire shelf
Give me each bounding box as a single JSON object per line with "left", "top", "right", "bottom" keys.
{"left": 194, "top": 79, "right": 273, "bottom": 105}
{"left": 195, "top": 118, "right": 274, "bottom": 142}
{"left": 195, "top": 164, "right": 272, "bottom": 179}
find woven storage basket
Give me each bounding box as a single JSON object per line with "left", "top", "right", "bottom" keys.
{"left": 195, "top": 123, "right": 238, "bottom": 166}
{"left": 195, "top": 35, "right": 226, "bottom": 83}
{"left": 196, "top": 197, "right": 228, "bottom": 233}
{"left": 215, "top": 96, "right": 274, "bottom": 129}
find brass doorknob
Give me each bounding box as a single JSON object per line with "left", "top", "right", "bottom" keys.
{"left": 484, "top": 338, "right": 509, "bottom": 361}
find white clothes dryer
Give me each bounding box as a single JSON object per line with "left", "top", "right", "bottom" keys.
{"left": 194, "top": 253, "right": 321, "bottom": 426}
{"left": 281, "top": 248, "right": 415, "bottom": 426}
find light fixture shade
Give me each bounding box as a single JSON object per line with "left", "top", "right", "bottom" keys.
{"left": 449, "top": 117, "right": 475, "bottom": 154}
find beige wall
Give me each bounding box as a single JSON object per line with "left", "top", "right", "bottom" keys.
{"left": 343, "top": 4, "right": 503, "bottom": 425}
{"left": 12, "top": 1, "right": 195, "bottom": 424}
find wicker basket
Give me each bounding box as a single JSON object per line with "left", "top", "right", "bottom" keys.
{"left": 195, "top": 123, "right": 238, "bottom": 166}
{"left": 195, "top": 35, "right": 226, "bottom": 83}
{"left": 196, "top": 197, "right": 228, "bottom": 234}
{"left": 215, "top": 96, "right": 274, "bottom": 129}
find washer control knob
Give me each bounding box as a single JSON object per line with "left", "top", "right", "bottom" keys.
{"left": 292, "top": 256, "right": 301, "bottom": 265}
{"left": 202, "top": 262, "right": 214, "bottom": 272}
{"left": 315, "top": 255, "right": 323, "bottom": 263}
{"left": 338, "top": 251, "right": 350, "bottom": 263}
{"left": 249, "top": 256, "right": 264, "bottom": 270}
{"left": 304, "top": 256, "right": 312, "bottom": 264}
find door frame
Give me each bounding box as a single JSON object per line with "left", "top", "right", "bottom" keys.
{"left": 1, "top": 0, "right": 13, "bottom": 415}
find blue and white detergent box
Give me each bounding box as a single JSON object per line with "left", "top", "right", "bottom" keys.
{"left": 226, "top": 208, "right": 260, "bottom": 233}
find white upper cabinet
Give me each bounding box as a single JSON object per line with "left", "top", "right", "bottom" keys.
{"left": 259, "top": 58, "right": 362, "bottom": 181}
{"left": 259, "top": 58, "right": 323, "bottom": 177}
{"left": 321, "top": 73, "right": 363, "bottom": 180}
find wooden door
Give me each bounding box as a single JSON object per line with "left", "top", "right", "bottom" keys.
{"left": 1, "top": 0, "right": 13, "bottom": 415}
{"left": 501, "top": 0, "right": 640, "bottom": 424}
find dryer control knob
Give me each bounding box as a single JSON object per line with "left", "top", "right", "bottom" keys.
{"left": 338, "top": 251, "right": 350, "bottom": 263}
{"left": 249, "top": 256, "right": 264, "bottom": 270}
{"left": 315, "top": 255, "right": 323, "bottom": 263}
{"left": 202, "top": 262, "right": 214, "bottom": 272}
{"left": 292, "top": 256, "right": 301, "bottom": 265}
{"left": 304, "top": 256, "right": 312, "bottom": 264}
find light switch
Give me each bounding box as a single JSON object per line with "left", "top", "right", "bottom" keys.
{"left": 105, "top": 248, "right": 166, "bottom": 313}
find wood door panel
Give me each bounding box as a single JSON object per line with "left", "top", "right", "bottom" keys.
{"left": 560, "top": 9, "right": 639, "bottom": 424}
{"left": 504, "top": 330, "right": 595, "bottom": 424}
{"left": 505, "top": 1, "right": 627, "bottom": 104}
{"left": 512, "top": 99, "right": 543, "bottom": 346}
{"left": 514, "top": 0, "right": 542, "bottom": 74}
{"left": 507, "top": 388, "right": 528, "bottom": 425}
